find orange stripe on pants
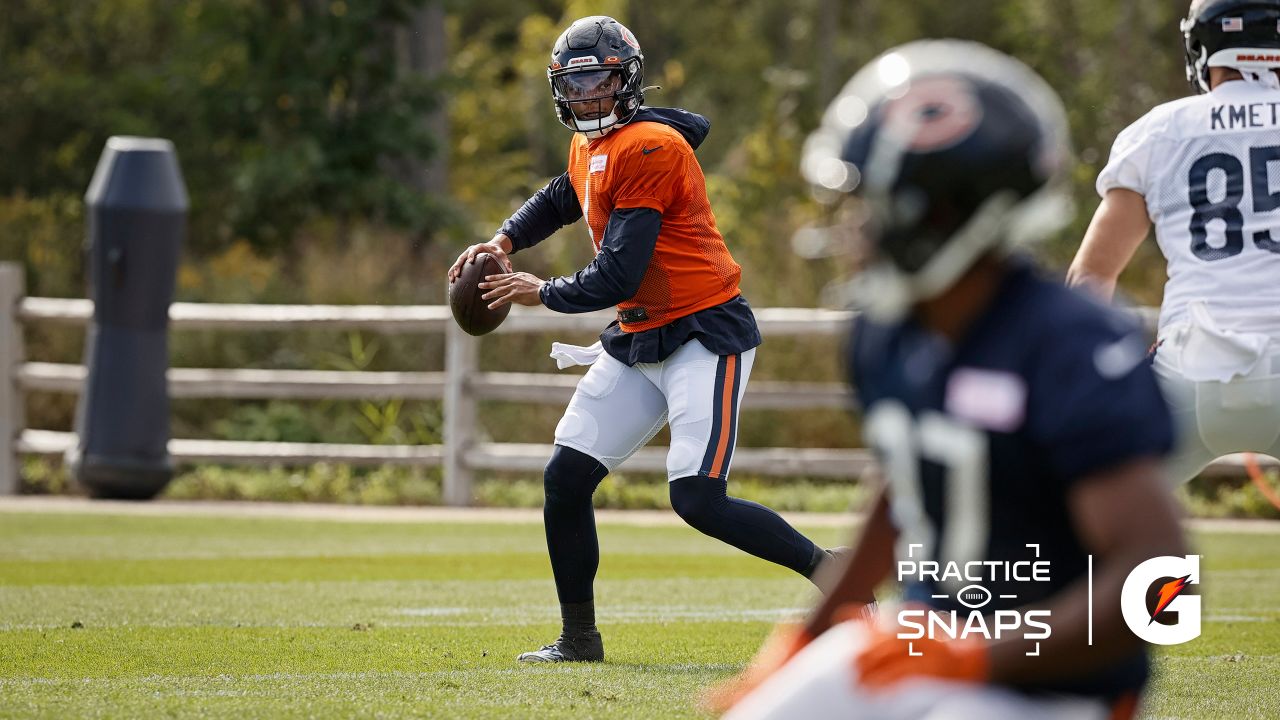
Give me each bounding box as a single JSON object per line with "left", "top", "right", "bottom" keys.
{"left": 708, "top": 354, "right": 737, "bottom": 478}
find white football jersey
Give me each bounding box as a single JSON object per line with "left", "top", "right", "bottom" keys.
{"left": 1098, "top": 80, "right": 1280, "bottom": 336}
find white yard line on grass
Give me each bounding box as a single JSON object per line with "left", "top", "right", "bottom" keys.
{"left": 1, "top": 495, "right": 1277, "bottom": 533}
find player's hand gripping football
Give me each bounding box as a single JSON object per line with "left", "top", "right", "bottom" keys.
{"left": 478, "top": 271, "right": 546, "bottom": 309}
{"left": 854, "top": 624, "right": 990, "bottom": 689}
{"left": 448, "top": 235, "right": 513, "bottom": 283}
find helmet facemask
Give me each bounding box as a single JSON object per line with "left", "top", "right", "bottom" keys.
{"left": 549, "top": 58, "right": 643, "bottom": 138}
{"left": 844, "top": 184, "right": 1072, "bottom": 321}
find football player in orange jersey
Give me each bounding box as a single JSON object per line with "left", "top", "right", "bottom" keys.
{"left": 448, "top": 16, "right": 845, "bottom": 664}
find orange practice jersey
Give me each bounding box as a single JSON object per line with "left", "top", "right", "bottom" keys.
{"left": 566, "top": 121, "right": 741, "bottom": 332}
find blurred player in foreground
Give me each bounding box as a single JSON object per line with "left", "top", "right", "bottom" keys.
{"left": 710, "top": 40, "right": 1189, "bottom": 719}
{"left": 1068, "top": 0, "right": 1280, "bottom": 483}
{"left": 448, "top": 16, "right": 839, "bottom": 664}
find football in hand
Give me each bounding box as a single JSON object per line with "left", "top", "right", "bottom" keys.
{"left": 449, "top": 252, "right": 511, "bottom": 336}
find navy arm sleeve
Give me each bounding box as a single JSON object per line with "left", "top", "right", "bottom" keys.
{"left": 538, "top": 208, "right": 661, "bottom": 314}
{"left": 498, "top": 173, "right": 582, "bottom": 252}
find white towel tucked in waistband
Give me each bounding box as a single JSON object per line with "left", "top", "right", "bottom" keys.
{"left": 549, "top": 341, "right": 604, "bottom": 369}
{"left": 1176, "top": 301, "right": 1271, "bottom": 382}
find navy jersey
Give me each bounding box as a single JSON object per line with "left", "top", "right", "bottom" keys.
{"left": 850, "top": 261, "right": 1173, "bottom": 699}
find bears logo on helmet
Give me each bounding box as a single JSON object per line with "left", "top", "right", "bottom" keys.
{"left": 880, "top": 76, "right": 984, "bottom": 153}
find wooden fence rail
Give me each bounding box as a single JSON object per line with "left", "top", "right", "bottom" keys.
{"left": 0, "top": 262, "right": 1264, "bottom": 501}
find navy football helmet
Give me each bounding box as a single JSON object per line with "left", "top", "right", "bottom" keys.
{"left": 800, "top": 40, "right": 1073, "bottom": 320}
{"left": 1182, "top": 0, "right": 1280, "bottom": 93}
{"left": 548, "top": 16, "right": 645, "bottom": 138}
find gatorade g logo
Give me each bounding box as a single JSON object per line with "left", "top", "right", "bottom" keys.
{"left": 1121, "top": 555, "right": 1201, "bottom": 645}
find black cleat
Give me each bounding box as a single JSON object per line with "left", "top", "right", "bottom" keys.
{"left": 517, "top": 632, "right": 604, "bottom": 663}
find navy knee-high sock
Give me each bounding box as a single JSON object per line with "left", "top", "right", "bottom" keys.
{"left": 543, "top": 445, "right": 609, "bottom": 613}
{"left": 669, "top": 475, "right": 823, "bottom": 576}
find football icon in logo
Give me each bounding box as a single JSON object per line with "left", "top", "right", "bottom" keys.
{"left": 956, "top": 584, "right": 992, "bottom": 609}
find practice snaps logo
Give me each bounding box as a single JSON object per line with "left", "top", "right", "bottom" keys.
{"left": 1121, "top": 555, "right": 1201, "bottom": 645}
{"left": 895, "top": 543, "right": 1052, "bottom": 656}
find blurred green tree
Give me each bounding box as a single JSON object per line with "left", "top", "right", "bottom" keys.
{"left": 0, "top": 0, "right": 444, "bottom": 254}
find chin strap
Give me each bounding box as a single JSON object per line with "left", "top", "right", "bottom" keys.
{"left": 574, "top": 110, "right": 621, "bottom": 139}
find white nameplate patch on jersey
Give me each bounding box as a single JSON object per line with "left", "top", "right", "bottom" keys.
{"left": 590, "top": 155, "right": 608, "bottom": 173}
{"left": 945, "top": 368, "right": 1026, "bottom": 433}
{"left": 1210, "top": 101, "right": 1280, "bottom": 131}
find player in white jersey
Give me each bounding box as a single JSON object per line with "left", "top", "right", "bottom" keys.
{"left": 1067, "top": 0, "right": 1280, "bottom": 483}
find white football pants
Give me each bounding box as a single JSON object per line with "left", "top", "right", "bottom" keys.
{"left": 553, "top": 339, "right": 755, "bottom": 481}
{"left": 724, "top": 621, "right": 1112, "bottom": 720}
{"left": 1154, "top": 332, "right": 1280, "bottom": 484}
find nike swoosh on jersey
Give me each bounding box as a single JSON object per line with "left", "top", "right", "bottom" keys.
{"left": 641, "top": 145, "right": 664, "bottom": 155}
{"left": 1093, "top": 336, "right": 1147, "bottom": 379}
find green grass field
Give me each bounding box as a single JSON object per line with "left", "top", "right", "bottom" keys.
{"left": 0, "top": 505, "right": 1277, "bottom": 719}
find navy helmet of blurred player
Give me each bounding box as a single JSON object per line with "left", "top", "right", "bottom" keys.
{"left": 799, "top": 36, "right": 1073, "bottom": 321}
{"left": 1068, "top": 0, "right": 1280, "bottom": 484}
{"left": 710, "top": 40, "right": 1189, "bottom": 720}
